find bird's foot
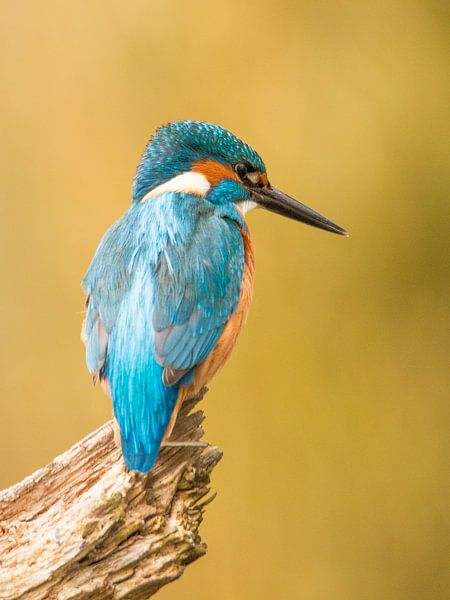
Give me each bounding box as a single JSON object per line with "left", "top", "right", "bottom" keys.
{"left": 161, "top": 439, "right": 208, "bottom": 448}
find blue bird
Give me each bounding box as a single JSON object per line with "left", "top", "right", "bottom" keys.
{"left": 82, "top": 121, "right": 347, "bottom": 473}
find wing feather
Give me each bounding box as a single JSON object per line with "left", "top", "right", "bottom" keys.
{"left": 82, "top": 193, "right": 244, "bottom": 471}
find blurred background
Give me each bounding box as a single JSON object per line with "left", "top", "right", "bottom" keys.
{"left": 0, "top": 1, "right": 448, "bottom": 598}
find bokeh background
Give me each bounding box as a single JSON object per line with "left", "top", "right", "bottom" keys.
{"left": 0, "top": 2, "right": 448, "bottom": 599}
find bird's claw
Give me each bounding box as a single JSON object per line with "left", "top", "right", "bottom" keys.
{"left": 161, "top": 440, "right": 208, "bottom": 448}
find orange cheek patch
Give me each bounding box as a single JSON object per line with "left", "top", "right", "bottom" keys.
{"left": 192, "top": 159, "right": 239, "bottom": 186}
{"left": 260, "top": 172, "right": 269, "bottom": 186}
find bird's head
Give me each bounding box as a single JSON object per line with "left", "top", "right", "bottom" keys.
{"left": 133, "top": 121, "right": 347, "bottom": 235}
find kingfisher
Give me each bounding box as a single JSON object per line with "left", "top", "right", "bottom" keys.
{"left": 82, "top": 121, "right": 347, "bottom": 473}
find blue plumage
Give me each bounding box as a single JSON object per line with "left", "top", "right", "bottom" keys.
{"left": 83, "top": 192, "right": 245, "bottom": 471}
{"left": 133, "top": 121, "right": 265, "bottom": 202}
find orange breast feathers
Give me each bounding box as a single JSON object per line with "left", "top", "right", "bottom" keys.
{"left": 180, "top": 227, "right": 255, "bottom": 399}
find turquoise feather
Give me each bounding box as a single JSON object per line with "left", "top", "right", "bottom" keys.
{"left": 83, "top": 192, "right": 245, "bottom": 472}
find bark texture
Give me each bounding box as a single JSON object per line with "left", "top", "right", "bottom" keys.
{"left": 0, "top": 389, "right": 221, "bottom": 600}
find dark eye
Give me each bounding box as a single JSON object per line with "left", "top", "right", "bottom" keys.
{"left": 234, "top": 163, "right": 248, "bottom": 179}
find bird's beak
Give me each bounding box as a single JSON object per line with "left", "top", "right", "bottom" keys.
{"left": 253, "top": 186, "right": 348, "bottom": 236}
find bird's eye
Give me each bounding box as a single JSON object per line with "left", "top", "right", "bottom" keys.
{"left": 235, "top": 163, "right": 248, "bottom": 180}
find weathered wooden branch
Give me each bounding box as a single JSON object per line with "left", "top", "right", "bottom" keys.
{"left": 0, "top": 388, "right": 222, "bottom": 600}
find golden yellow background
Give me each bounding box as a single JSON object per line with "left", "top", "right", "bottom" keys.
{"left": 0, "top": 2, "right": 448, "bottom": 598}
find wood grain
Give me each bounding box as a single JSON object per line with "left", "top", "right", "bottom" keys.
{"left": 0, "top": 389, "right": 221, "bottom": 600}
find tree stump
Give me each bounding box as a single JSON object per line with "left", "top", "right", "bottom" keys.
{"left": 0, "top": 389, "right": 221, "bottom": 599}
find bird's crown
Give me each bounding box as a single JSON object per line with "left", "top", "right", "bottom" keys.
{"left": 132, "top": 121, "right": 266, "bottom": 202}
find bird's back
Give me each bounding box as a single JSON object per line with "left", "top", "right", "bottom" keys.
{"left": 82, "top": 192, "right": 247, "bottom": 471}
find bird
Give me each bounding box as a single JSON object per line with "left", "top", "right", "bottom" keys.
{"left": 81, "top": 120, "right": 347, "bottom": 473}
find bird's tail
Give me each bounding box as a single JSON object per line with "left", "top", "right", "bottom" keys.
{"left": 120, "top": 436, "right": 158, "bottom": 473}
{"left": 106, "top": 352, "right": 179, "bottom": 473}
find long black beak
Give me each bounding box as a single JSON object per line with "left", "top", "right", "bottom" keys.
{"left": 253, "top": 186, "right": 348, "bottom": 236}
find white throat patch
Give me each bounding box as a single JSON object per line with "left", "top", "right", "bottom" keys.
{"left": 141, "top": 171, "right": 211, "bottom": 201}
{"left": 236, "top": 200, "right": 258, "bottom": 215}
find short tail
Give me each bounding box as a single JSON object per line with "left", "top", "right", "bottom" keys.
{"left": 105, "top": 301, "right": 180, "bottom": 473}
{"left": 107, "top": 364, "right": 179, "bottom": 473}
{"left": 120, "top": 435, "right": 160, "bottom": 473}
